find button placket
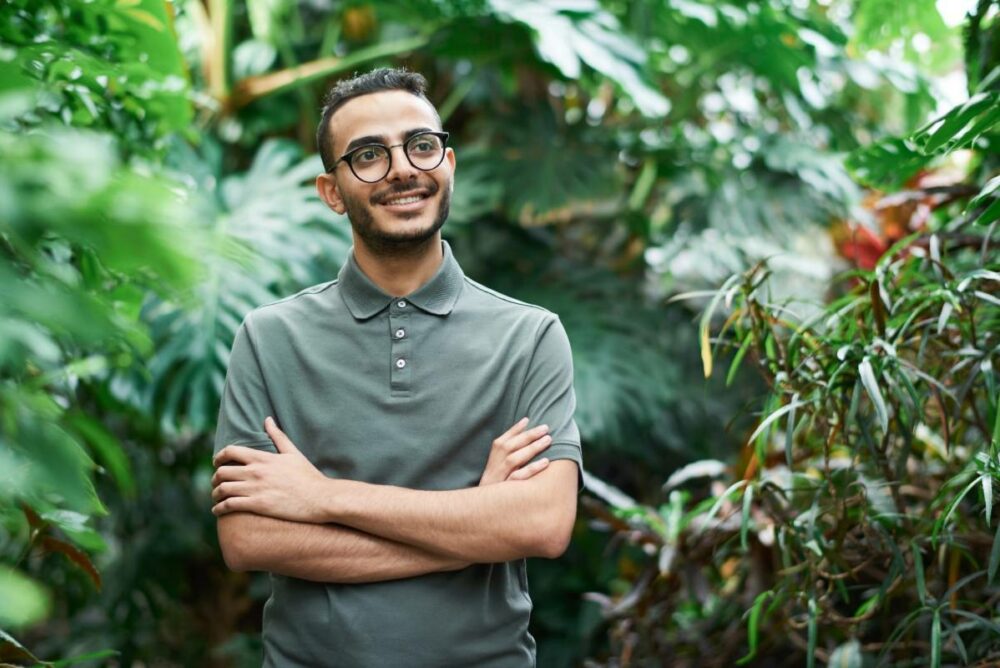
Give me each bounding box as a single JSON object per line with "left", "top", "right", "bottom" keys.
{"left": 389, "top": 304, "right": 412, "bottom": 394}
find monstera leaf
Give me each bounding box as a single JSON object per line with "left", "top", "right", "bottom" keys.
{"left": 116, "top": 139, "right": 352, "bottom": 434}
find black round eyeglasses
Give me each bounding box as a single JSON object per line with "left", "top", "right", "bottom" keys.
{"left": 329, "top": 131, "right": 450, "bottom": 183}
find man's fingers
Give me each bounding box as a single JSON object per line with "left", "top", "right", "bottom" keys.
{"left": 508, "top": 458, "right": 550, "bottom": 481}
{"left": 505, "top": 424, "right": 549, "bottom": 452}
{"left": 213, "top": 445, "right": 271, "bottom": 468}
{"left": 211, "top": 464, "right": 253, "bottom": 487}
{"left": 264, "top": 416, "right": 298, "bottom": 454}
{"left": 211, "top": 481, "right": 249, "bottom": 503}
{"left": 505, "top": 434, "right": 551, "bottom": 469}
{"left": 212, "top": 496, "right": 253, "bottom": 516}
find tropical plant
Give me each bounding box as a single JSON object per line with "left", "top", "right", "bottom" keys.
{"left": 581, "top": 2, "right": 1000, "bottom": 663}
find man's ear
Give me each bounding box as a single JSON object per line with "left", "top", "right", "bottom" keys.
{"left": 445, "top": 147, "right": 456, "bottom": 193}
{"left": 316, "top": 173, "right": 346, "bottom": 214}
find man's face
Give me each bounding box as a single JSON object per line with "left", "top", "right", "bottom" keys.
{"left": 316, "top": 90, "right": 456, "bottom": 254}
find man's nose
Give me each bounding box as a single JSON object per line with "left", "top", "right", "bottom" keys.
{"left": 385, "top": 145, "right": 419, "bottom": 183}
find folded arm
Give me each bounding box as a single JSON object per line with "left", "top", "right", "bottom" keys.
{"left": 214, "top": 417, "right": 564, "bottom": 578}
{"left": 323, "top": 460, "right": 578, "bottom": 562}
{"left": 217, "top": 513, "right": 468, "bottom": 583}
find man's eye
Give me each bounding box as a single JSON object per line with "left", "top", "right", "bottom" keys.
{"left": 412, "top": 140, "right": 434, "bottom": 152}
{"left": 355, "top": 148, "right": 383, "bottom": 164}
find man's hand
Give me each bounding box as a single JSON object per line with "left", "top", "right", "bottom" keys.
{"left": 479, "top": 417, "right": 552, "bottom": 486}
{"left": 214, "top": 415, "right": 552, "bottom": 521}
{"left": 212, "top": 416, "right": 330, "bottom": 522}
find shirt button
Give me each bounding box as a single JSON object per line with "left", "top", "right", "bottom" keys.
{"left": 395, "top": 328, "right": 405, "bottom": 339}
{"left": 395, "top": 358, "right": 406, "bottom": 369}
{"left": 397, "top": 300, "right": 407, "bottom": 308}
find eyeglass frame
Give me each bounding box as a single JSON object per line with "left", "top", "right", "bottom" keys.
{"left": 328, "top": 131, "right": 451, "bottom": 183}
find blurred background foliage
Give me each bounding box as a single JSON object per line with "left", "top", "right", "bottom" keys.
{"left": 0, "top": 0, "right": 997, "bottom": 666}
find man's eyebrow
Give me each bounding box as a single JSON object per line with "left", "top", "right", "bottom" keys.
{"left": 342, "top": 127, "right": 437, "bottom": 155}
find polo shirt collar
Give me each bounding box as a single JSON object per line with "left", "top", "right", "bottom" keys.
{"left": 338, "top": 239, "right": 464, "bottom": 320}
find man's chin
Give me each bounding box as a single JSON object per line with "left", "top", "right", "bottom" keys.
{"left": 355, "top": 217, "right": 444, "bottom": 252}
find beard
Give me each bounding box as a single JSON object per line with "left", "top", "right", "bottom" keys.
{"left": 340, "top": 178, "right": 452, "bottom": 257}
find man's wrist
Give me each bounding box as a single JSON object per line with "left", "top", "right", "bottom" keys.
{"left": 318, "top": 476, "right": 347, "bottom": 523}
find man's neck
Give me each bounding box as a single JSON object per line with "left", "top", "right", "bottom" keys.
{"left": 351, "top": 234, "right": 444, "bottom": 298}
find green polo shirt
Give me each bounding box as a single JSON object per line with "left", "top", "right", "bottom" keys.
{"left": 214, "top": 239, "right": 583, "bottom": 667}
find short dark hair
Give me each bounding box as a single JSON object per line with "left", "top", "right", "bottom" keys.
{"left": 316, "top": 67, "right": 440, "bottom": 172}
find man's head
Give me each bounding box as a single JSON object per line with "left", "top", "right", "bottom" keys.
{"left": 315, "top": 68, "right": 455, "bottom": 256}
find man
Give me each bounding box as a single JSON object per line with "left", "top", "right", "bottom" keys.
{"left": 211, "top": 68, "right": 583, "bottom": 667}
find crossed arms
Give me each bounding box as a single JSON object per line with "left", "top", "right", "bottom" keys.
{"left": 212, "top": 417, "right": 579, "bottom": 584}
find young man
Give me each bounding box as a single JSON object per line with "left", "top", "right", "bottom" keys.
{"left": 211, "top": 68, "right": 583, "bottom": 667}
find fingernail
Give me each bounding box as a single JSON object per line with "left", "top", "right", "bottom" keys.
{"left": 265, "top": 416, "right": 273, "bottom": 426}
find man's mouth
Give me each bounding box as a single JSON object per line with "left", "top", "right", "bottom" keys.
{"left": 375, "top": 187, "right": 436, "bottom": 212}
{"left": 382, "top": 194, "right": 427, "bottom": 206}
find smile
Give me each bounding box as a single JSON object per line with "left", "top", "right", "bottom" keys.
{"left": 376, "top": 189, "right": 434, "bottom": 211}
{"left": 383, "top": 195, "right": 426, "bottom": 205}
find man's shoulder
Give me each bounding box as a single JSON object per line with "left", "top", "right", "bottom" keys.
{"left": 243, "top": 279, "right": 341, "bottom": 329}
{"left": 460, "top": 276, "right": 556, "bottom": 322}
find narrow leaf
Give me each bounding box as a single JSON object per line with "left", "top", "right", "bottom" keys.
{"left": 988, "top": 520, "right": 1000, "bottom": 585}
{"left": 0, "top": 629, "right": 42, "bottom": 663}
{"left": 726, "top": 331, "right": 754, "bottom": 387}
{"left": 912, "top": 543, "right": 927, "bottom": 605}
{"left": 859, "top": 356, "right": 889, "bottom": 433}
{"left": 699, "top": 274, "right": 741, "bottom": 378}
{"left": 870, "top": 279, "right": 886, "bottom": 337}
{"left": 741, "top": 484, "right": 754, "bottom": 551}
{"left": 807, "top": 596, "right": 818, "bottom": 668}
{"left": 736, "top": 590, "right": 774, "bottom": 665}
{"left": 704, "top": 480, "right": 748, "bottom": 525}
{"left": 39, "top": 536, "right": 101, "bottom": 590}
{"left": 748, "top": 398, "right": 807, "bottom": 444}
{"left": 784, "top": 392, "right": 800, "bottom": 468}
{"left": 984, "top": 475, "right": 994, "bottom": 527}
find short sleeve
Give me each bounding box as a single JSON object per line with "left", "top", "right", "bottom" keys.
{"left": 515, "top": 315, "right": 584, "bottom": 488}
{"left": 213, "top": 313, "right": 278, "bottom": 456}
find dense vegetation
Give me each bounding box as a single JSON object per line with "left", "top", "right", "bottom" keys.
{"left": 1, "top": 0, "right": 997, "bottom": 666}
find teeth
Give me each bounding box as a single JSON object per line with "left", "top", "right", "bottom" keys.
{"left": 385, "top": 195, "right": 424, "bottom": 205}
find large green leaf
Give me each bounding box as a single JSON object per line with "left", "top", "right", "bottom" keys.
{"left": 120, "top": 138, "right": 352, "bottom": 434}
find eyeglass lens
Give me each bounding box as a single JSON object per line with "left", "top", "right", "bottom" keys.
{"left": 350, "top": 133, "right": 445, "bottom": 183}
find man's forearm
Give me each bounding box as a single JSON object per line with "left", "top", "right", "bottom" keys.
{"left": 318, "top": 461, "right": 578, "bottom": 563}
{"left": 218, "top": 512, "right": 468, "bottom": 583}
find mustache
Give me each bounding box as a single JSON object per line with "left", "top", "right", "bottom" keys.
{"left": 371, "top": 179, "right": 439, "bottom": 204}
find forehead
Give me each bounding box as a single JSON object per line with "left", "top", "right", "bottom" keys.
{"left": 330, "top": 90, "right": 440, "bottom": 153}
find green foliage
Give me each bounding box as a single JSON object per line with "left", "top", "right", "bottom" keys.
{"left": 849, "top": 66, "right": 1000, "bottom": 192}
{"left": 589, "top": 215, "right": 999, "bottom": 665}
{"left": 3, "top": 0, "right": 993, "bottom": 665}
{"left": 584, "top": 7, "right": 1000, "bottom": 652}
{"left": 1, "top": 0, "right": 192, "bottom": 150}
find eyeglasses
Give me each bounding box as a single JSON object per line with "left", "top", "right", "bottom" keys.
{"left": 330, "top": 131, "right": 450, "bottom": 183}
